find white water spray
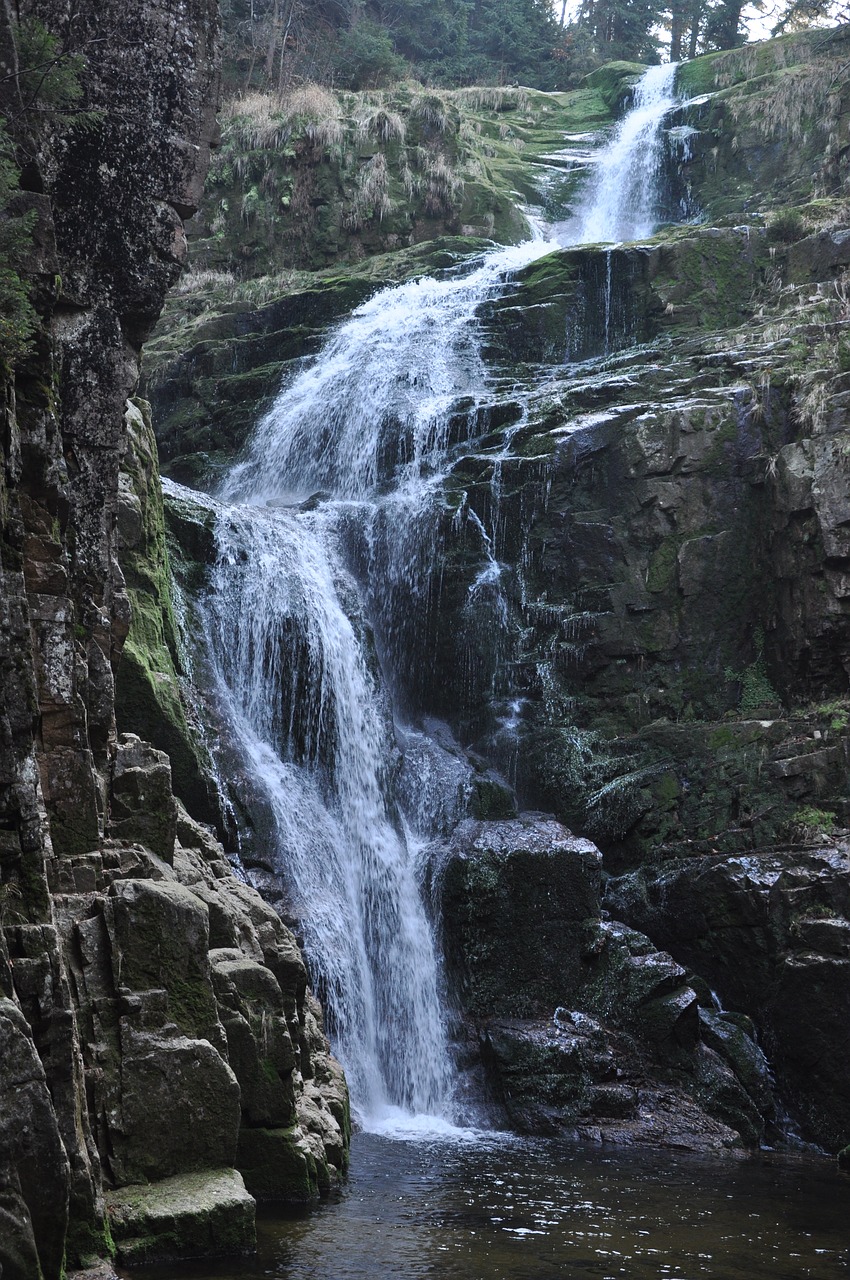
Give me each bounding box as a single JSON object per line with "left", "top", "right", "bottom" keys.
{"left": 207, "top": 236, "right": 558, "bottom": 1132}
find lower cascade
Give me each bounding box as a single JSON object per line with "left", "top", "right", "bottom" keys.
{"left": 202, "top": 65, "right": 683, "bottom": 1130}
{"left": 204, "top": 236, "right": 559, "bottom": 1129}
{"left": 205, "top": 497, "right": 455, "bottom": 1124}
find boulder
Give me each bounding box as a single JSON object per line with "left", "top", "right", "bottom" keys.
{"left": 112, "top": 1031, "right": 241, "bottom": 1185}
{"left": 106, "top": 1168, "right": 254, "bottom": 1265}
{"left": 109, "top": 736, "right": 177, "bottom": 862}
{"left": 211, "top": 955, "right": 298, "bottom": 1128}
{"left": 105, "top": 877, "right": 220, "bottom": 1043}
{"left": 608, "top": 844, "right": 850, "bottom": 1149}
{"left": 439, "top": 815, "right": 602, "bottom": 1016}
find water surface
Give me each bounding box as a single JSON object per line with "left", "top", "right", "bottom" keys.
{"left": 133, "top": 1133, "right": 849, "bottom": 1280}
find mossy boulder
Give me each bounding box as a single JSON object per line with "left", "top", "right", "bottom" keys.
{"left": 235, "top": 1126, "right": 321, "bottom": 1202}
{"left": 105, "top": 877, "right": 220, "bottom": 1043}
{"left": 439, "top": 816, "right": 602, "bottom": 1017}
{"left": 584, "top": 61, "right": 647, "bottom": 112}
{"left": 106, "top": 1168, "right": 255, "bottom": 1265}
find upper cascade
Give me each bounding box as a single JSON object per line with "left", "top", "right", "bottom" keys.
{"left": 563, "top": 62, "right": 681, "bottom": 245}
{"left": 221, "top": 238, "right": 556, "bottom": 508}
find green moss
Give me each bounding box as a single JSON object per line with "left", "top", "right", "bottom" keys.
{"left": 168, "top": 973, "right": 219, "bottom": 1041}
{"left": 675, "top": 51, "right": 725, "bottom": 98}
{"left": 646, "top": 536, "right": 682, "bottom": 594}
{"left": 65, "top": 1214, "right": 115, "bottom": 1268}
{"left": 724, "top": 631, "right": 780, "bottom": 715}
{"left": 583, "top": 61, "right": 646, "bottom": 112}
{"left": 789, "top": 806, "right": 836, "bottom": 835}
{"left": 236, "top": 1127, "right": 321, "bottom": 1202}
{"left": 116, "top": 400, "right": 219, "bottom": 824}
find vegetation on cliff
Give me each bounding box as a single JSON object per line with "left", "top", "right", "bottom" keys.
{"left": 0, "top": 17, "right": 93, "bottom": 371}
{"left": 0, "top": 123, "right": 36, "bottom": 370}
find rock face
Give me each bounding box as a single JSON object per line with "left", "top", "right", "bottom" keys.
{"left": 607, "top": 843, "right": 850, "bottom": 1150}
{"left": 0, "top": 3, "right": 348, "bottom": 1276}
{"left": 439, "top": 817, "right": 772, "bottom": 1149}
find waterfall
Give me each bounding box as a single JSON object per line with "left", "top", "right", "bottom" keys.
{"left": 206, "top": 237, "right": 557, "bottom": 1131}
{"left": 198, "top": 70, "right": 684, "bottom": 1134}
{"left": 565, "top": 63, "right": 680, "bottom": 245}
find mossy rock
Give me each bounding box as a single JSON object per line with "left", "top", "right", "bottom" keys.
{"left": 235, "top": 1126, "right": 321, "bottom": 1202}
{"left": 107, "top": 1169, "right": 255, "bottom": 1264}
{"left": 583, "top": 61, "right": 647, "bottom": 112}
{"left": 115, "top": 399, "right": 220, "bottom": 825}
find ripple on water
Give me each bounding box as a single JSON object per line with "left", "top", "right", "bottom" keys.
{"left": 124, "top": 1133, "right": 849, "bottom": 1280}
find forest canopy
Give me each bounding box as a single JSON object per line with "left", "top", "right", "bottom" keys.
{"left": 220, "top": 0, "right": 847, "bottom": 92}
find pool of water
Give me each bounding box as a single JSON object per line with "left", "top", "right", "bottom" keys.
{"left": 133, "top": 1132, "right": 849, "bottom": 1280}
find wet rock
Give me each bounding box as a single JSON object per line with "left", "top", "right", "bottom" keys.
{"left": 608, "top": 844, "right": 850, "bottom": 1149}
{"left": 235, "top": 1127, "right": 322, "bottom": 1202}
{"left": 115, "top": 401, "right": 220, "bottom": 825}
{"left": 440, "top": 815, "right": 602, "bottom": 1016}
{"left": 441, "top": 816, "right": 770, "bottom": 1148}
{"left": 481, "top": 1016, "right": 746, "bottom": 1151}
{"left": 211, "top": 955, "right": 298, "bottom": 1129}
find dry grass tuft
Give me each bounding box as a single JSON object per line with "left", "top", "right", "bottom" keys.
{"left": 411, "top": 93, "right": 448, "bottom": 133}
{"left": 346, "top": 152, "right": 394, "bottom": 229}
{"left": 173, "top": 268, "right": 238, "bottom": 295}
{"left": 357, "top": 107, "right": 406, "bottom": 144}
{"left": 451, "top": 86, "right": 529, "bottom": 113}
{"left": 222, "top": 84, "right": 343, "bottom": 151}
{"left": 423, "top": 152, "right": 464, "bottom": 216}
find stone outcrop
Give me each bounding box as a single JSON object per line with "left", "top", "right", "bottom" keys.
{"left": 0, "top": 3, "right": 348, "bottom": 1276}
{"left": 607, "top": 842, "right": 850, "bottom": 1150}
{"left": 53, "top": 771, "right": 349, "bottom": 1261}
{"left": 438, "top": 816, "right": 772, "bottom": 1150}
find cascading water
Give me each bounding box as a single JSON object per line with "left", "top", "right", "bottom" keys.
{"left": 199, "top": 67, "right": 685, "bottom": 1133}
{"left": 205, "top": 501, "right": 454, "bottom": 1123}
{"left": 206, "top": 237, "right": 558, "bottom": 1132}
{"left": 564, "top": 62, "right": 680, "bottom": 244}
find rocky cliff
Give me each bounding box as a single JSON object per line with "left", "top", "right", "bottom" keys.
{"left": 141, "top": 27, "right": 850, "bottom": 1163}
{"left": 0, "top": 3, "right": 348, "bottom": 1276}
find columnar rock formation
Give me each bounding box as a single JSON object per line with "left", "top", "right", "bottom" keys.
{"left": 0, "top": 2, "right": 347, "bottom": 1274}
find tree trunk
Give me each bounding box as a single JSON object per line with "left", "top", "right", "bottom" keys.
{"left": 670, "top": 0, "right": 686, "bottom": 60}
{"left": 264, "top": 0, "right": 281, "bottom": 85}
{"left": 688, "top": 0, "right": 703, "bottom": 58}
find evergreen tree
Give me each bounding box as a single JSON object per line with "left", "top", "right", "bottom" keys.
{"left": 577, "top": 0, "right": 661, "bottom": 62}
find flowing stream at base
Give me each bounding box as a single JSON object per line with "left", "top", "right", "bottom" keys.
{"left": 129, "top": 1134, "right": 849, "bottom": 1280}
{"left": 202, "top": 66, "right": 683, "bottom": 1131}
